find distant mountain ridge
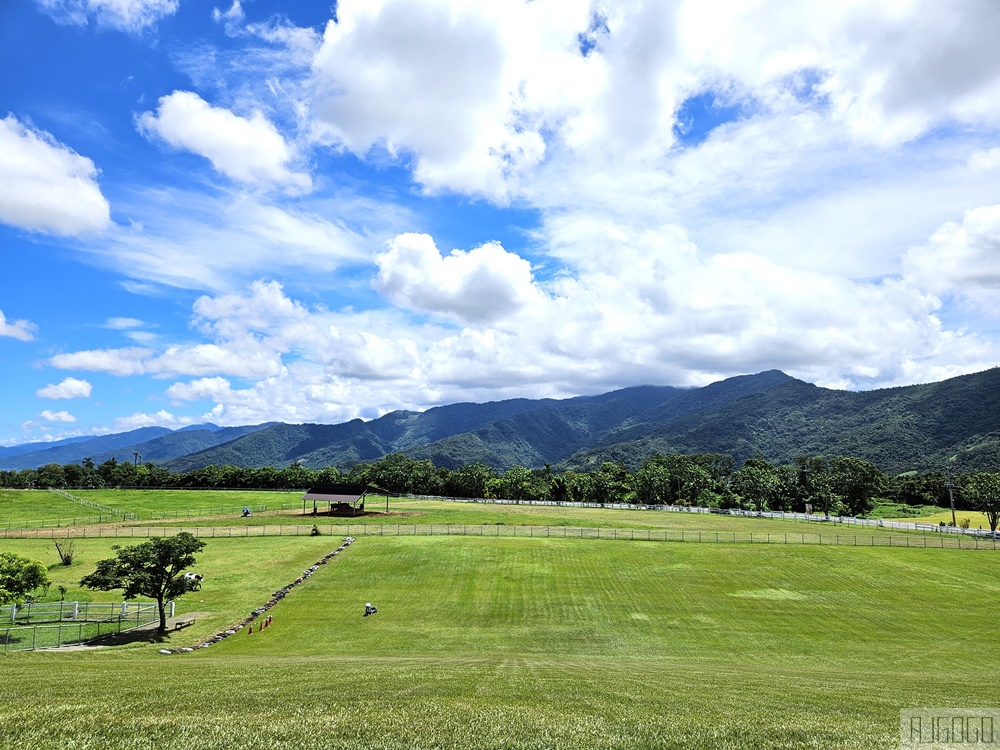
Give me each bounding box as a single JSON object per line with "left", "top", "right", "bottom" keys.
{"left": 4, "top": 368, "right": 1000, "bottom": 474}
{"left": 0, "top": 424, "right": 273, "bottom": 471}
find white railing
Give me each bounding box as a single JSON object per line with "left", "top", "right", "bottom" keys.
{"left": 48, "top": 488, "right": 136, "bottom": 520}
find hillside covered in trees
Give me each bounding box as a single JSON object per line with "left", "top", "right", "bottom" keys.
{"left": 3, "top": 368, "right": 1000, "bottom": 476}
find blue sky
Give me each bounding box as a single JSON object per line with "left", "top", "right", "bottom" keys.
{"left": 2, "top": 0, "right": 1000, "bottom": 446}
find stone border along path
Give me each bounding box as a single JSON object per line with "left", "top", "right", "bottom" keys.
{"left": 157, "top": 537, "right": 357, "bottom": 656}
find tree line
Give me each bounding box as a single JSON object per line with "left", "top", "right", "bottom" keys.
{"left": 3, "top": 452, "right": 998, "bottom": 523}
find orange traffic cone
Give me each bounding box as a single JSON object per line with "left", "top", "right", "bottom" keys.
{"left": 248, "top": 624, "right": 254, "bottom": 634}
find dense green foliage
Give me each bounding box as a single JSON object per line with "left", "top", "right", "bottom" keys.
{"left": 0, "top": 552, "right": 49, "bottom": 604}
{"left": 966, "top": 471, "right": 1000, "bottom": 533}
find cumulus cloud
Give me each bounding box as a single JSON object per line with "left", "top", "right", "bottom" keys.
{"left": 373, "top": 233, "right": 541, "bottom": 323}
{"left": 35, "top": 0, "right": 179, "bottom": 32}
{"left": 192, "top": 279, "right": 310, "bottom": 338}
{"left": 166, "top": 376, "right": 233, "bottom": 403}
{"left": 39, "top": 410, "right": 77, "bottom": 423}
{"left": 113, "top": 410, "right": 195, "bottom": 431}
{"left": 137, "top": 91, "right": 312, "bottom": 192}
{"left": 0, "top": 115, "right": 110, "bottom": 236}
{"left": 305, "top": 0, "right": 1000, "bottom": 204}
{"left": 904, "top": 204, "right": 1000, "bottom": 316}
{"left": 0, "top": 310, "right": 37, "bottom": 341}
{"left": 310, "top": 0, "right": 558, "bottom": 201}
{"left": 36, "top": 377, "right": 93, "bottom": 399}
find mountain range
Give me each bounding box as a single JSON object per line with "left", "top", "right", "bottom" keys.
{"left": 4, "top": 368, "right": 1000, "bottom": 475}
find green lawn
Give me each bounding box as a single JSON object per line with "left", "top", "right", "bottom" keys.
{"left": 114, "top": 494, "right": 953, "bottom": 538}
{"left": 885, "top": 508, "right": 994, "bottom": 529}
{"left": 4, "top": 491, "right": 971, "bottom": 543}
{"left": 0, "top": 489, "right": 102, "bottom": 524}
{"left": 61, "top": 488, "right": 301, "bottom": 517}
{"left": 1, "top": 533, "right": 997, "bottom": 749}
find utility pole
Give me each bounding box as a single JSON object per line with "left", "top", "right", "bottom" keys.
{"left": 945, "top": 467, "right": 957, "bottom": 527}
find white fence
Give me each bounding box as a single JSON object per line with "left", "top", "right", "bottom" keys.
{"left": 1, "top": 600, "right": 167, "bottom": 651}
{"left": 6, "top": 600, "right": 166, "bottom": 624}
{"left": 48, "top": 488, "right": 136, "bottom": 520}
{"left": 408, "top": 495, "right": 997, "bottom": 538}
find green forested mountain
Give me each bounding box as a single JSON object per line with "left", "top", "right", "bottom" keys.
{"left": 561, "top": 368, "right": 1000, "bottom": 473}
{"left": 6, "top": 368, "right": 1000, "bottom": 474}
{"left": 86, "top": 424, "right": 273, "bottom": 467}
{"left": 0, "top": 427, "right": 173, "bottom": 470}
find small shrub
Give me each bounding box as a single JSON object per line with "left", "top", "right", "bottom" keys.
{"left": 959, "top": 517, "right": 971, "bottom": 529}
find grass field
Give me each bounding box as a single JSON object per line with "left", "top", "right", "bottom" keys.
{"left": 0, "top": 489, "right": 308, "bottom": 530}
{"left": 0, "top": 488, "right": 104, "bottom": 523}
{"left": 885, "top": 507, "right": 993, "bottom": 529}
{"left": 1, "top": 521, "right": 998, "bottom": 749}
{"left": 6, "top": 490, "right": 984, "bottom": 543}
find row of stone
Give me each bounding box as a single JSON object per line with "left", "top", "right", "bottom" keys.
{"left": 158, "top": 537, "right": 357, "bottom": 655}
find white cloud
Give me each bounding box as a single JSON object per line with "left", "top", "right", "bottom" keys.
{"left": 39, "top": 410, "right": 77, "bottom": 423}
{"left": 211, "top": 1, "right": 244, "bottom": 34}
{"left": 0, "top": 115, "right": 110, "bottom": 236}
{"left": 113, "top": 410, "right": 194, "bottom": 431}
{"left": 137, "top": 91, "right": 312, "bottom": 192}
{"left": 166, "top": 376, "right": 233, "bottom": 403}
{"left": 35, "top": 0, "right": 179, "bottom": 33}
{"left": 904, "top": 204, "right": 1000, "bottom": 316}
{"left": 36, "top": 377, "right": 93, "bottom": 399}
{"left": 105, "top": 317, "right": 144, "bottom": 330}
{"left": 373, "top": 233, "right": 541, "bottom": 323}
{"left": 0, "top": 310, "right": 37, "bottom": 341}
{"left": 89, "top": 188, "right": 374, "bottom": 292}
{"left": 309, "top": 0, "right": 562, "bottom": 202}
{"left": 303, "top": 0, "right": 1000, "bottom": 230}
{"left": 50, "top": 341, "right": 282, "bottom": 379}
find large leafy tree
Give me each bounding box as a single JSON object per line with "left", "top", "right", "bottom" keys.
{"left": 966, "top": 472, "right": 1000, "bottom": 537}
{"left": 0, "top": 552, "right": 50, "bottom": 605}
{"left": 444, "top": 462, "right": 496, "bottom": 499}
{"left": 80, "top": 532, "right": 206, "bottom": 632}
{"left": 830, "top": 457, "right": 885, "bottom": 517}
{"left": 731, "top": 458, "right": 781, "bottom": 513}
{"left": 634, "top": 459, "right": 672, "bottom": 505}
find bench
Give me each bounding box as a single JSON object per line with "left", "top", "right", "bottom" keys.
{"left": 174, "top": 617, "right": 196, "bottom": 630}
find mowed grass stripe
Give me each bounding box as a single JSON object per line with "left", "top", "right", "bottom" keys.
{"left": 2, "top": 534, "right": 997, "bottom": 749}
{"left": 213, "top": 536, "right": 995, "bottom": 670}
